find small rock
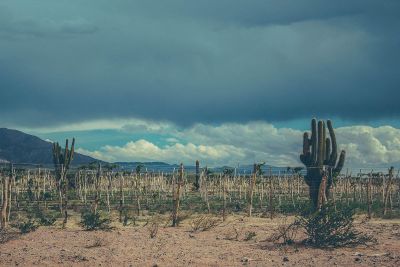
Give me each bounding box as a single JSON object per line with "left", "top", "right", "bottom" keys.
{"left": 283, "top": 256, "right": 289, "bottom": 262}
{"left": 355, "top": 257, "right": 361, "bottom": 262}
{"left": 353, "top": 252, "right": 363, "bottom": 257}
{"left": 241, "top": 257, "right": 251, "bottom": 263}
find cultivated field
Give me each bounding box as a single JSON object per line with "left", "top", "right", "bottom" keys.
{"left": 0, "top": 166, "right": 400, "bottom": 266}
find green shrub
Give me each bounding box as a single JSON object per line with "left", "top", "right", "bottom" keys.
{"left": 80, "top": 210, "right": 111, "bottom": 231}
{"left": 12, "top": 220, "right": 38, "bottom": 234}
{"left": 243, "top": 231, "right": 257, "bottom": 241}
{"left": 33, "top": 206, "right": 59, "bottom": 226}
{"left": 297, "top": 204, "right": 375, "bottom": 248}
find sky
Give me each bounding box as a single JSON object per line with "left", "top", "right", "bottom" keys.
{"left": 0, "top": 0, "right": 399, "bottom": 169}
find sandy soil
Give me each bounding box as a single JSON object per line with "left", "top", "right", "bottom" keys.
{"left": 0, "top": 215, "right": 399, "bottom": 267}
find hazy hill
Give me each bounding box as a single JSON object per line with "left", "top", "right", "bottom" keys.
{"left": 0, "top": 128, "right": 98, "bottom": 166}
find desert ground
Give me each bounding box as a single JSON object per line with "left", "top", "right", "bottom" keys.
{"left": 0, "top": 214, "right": 399, "bottom": 267}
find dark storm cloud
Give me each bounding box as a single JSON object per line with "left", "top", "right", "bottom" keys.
{"left": 0, "top": 0, "right": 399, "bottom": 127}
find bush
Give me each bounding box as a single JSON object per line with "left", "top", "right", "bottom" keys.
{"left": 33, "top": 206, "right": 59, "bottom": 226}
{"left": 243, "top": 231, "right": 257, "bottom": 241}
{"left": 80, "top": 210, "right": 111, "bottom": 231}
{"left": 297, "top": 204, "right": 376, "bottom": 248}
{"left": 189, "top": 214, "right": 220, "bottom": 232}
{"left": 266, "top": 218, "right": 300, "bottom": 245}
{"left": 12, "top": 220, "right": 38, "bottom": 234}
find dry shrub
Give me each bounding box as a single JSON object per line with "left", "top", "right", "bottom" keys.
{"left": 148, "top": 222, "right": 159, "bottom": 238}
{"left": 266, "top": 218, "right": 300, "bottom": 245}
{"left": 266, "top": 204, "right": 377, "bottom": 248}
{"left": 146, "top": 215, "right": 164, "bottom": 238}
{"left": 86, "top": 236, "right": 108, "bottom": 248}
{"left": 298, "top": 204, "right": 376, "bottom": 248}
{"left": 224, "top": 225, "right": 244, "bottom": 241}
{"left": 189, "top": 214, "right": 220, "bottom": 232}
{"left": 243, "top": 231, "right": 257, "bottom": 241}
{"left": 0, "top": 229, "right": 19, "bottom": 244}
{"left": 176, "top": 211, "right": 192, "bottom": 226}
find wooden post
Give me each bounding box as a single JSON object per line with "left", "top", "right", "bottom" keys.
{"left": 269, "top": 167, "right": 274, "bottom": 219}
{"left": 248, "top": 164, "right": 256, "bottom": 217}
{"left": 203, "top": 167, "right": 211, "bottom": 213}
{"left": 367, "top": 174, "right": 372, "bottom": 219}
{"left": 106, "top": 172, "right": 112, "bottom": 213}
{"left": 119, "top": 173, "right": 125, "bottom": 220}
{"left": 172, "top": 163, "right": 183, "bottom": 227}
{"left": 383, "top": 167, "right": 394, "bottom": 216}
{"left": 1, "top": 164, "right": 11, "bottom": 229}
{"left": 222, "top": 175, "right": 227, "bottom": 221}
{"left": 93, "top": 163, "right": 101, "bottom": 214}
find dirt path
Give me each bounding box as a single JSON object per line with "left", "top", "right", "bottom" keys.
{"left": 0, "top": 216, "right": 399, "bottom": 266}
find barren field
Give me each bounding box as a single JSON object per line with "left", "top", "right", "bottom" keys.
{"left": 1, "top": 215, "right": 399, "bottom": 267}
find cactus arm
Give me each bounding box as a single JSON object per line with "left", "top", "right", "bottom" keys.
{"left": 300, "top": 132, "right": 311, "bottom": 166}
{"left": 67, "top": 138, "right": 75, "bottom": 167}
{"left": 327, "top": 120, "right": 338, "bottom": 166}
{"left": 333, "top": 150, "right": 346, "bottom": 177}
{"left": 63, "top": 139, "right": 69, "bottom": 167}
{"left": 325, "top": 138, "right": 331, "bottom": 164}
{"left": 311, "top": 118, "right": 317, "bottom": 165}
{"left": 303, "top": 132, "right": 310, "bottom": 155}
{"left": 317, "top": 120, "right": 324, "bottom": 166}
{"left": 52, "top": 143, "right": 59, "bottom": 166}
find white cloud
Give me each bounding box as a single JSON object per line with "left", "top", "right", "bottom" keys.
{"left": 74, "top": 119, "right": 400, "bottom": 169}
{"left": 20, "top": 118, "right": 176, "bottom": 134}
{"left": 77, "top": 140, "right": 247, "bottom": 166}
{"left": 336, "top": 126, "right": 400, "bottom": 168}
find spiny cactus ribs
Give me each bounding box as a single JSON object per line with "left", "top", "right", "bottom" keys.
{"left": 52, "top": 138, "right": 75, "bottom": 180}
{"left": 52, "top": 138, "right": 75, "bottom": 225}
{"left": 300, "top": 119, "right": 345, "bottom": 209}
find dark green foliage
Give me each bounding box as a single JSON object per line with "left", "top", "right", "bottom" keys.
{"left": 80, "top": 210, "right": 111, "bottom": 231}
{"left": 135, "top": 163, "right": 145, "bottom": 174}
{"left": 12, "top": 220, "right": 38, "bottom": 234}
{"left": 244, "top": 231, "right": 257, "bottom": 241}
{"left": 33, "top": 207, "right": 59, "bottom": 226}
{"left": 223, "top": 167, "right": 234, "bottom": 176}
{"left": 297, "top": 204, "right": 375, "bottom": 248}
{"left": 255, "top": 162, "right": 265, "bottom": 176}
{"left": 42, "top": 191, "right": 53, "bottom": 201}
{"left": 121, "top": 207, "right": 136, "bottom": 226}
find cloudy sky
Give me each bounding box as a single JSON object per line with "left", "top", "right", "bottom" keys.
{"left": 1, "top": 0, "right": 399, "bottom": 169}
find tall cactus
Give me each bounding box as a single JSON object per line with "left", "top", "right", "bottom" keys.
{"left": 300, "top": 119, "right": 345, "bottom": 210}
{"left": 52, "top": 138, "right": 75, "bottom": 180}
{"left": 52, "top": 138, "right": 75, "bottom": 226}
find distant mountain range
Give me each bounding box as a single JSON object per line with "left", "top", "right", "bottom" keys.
{"left": 0, "top": 128, "right": 293, "bottom": 174}
{"left": 0, "top": 128, "right": 97, "bottom": 166}
{"left": 116, "top": 161, "right": 290, "bottom": 175}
